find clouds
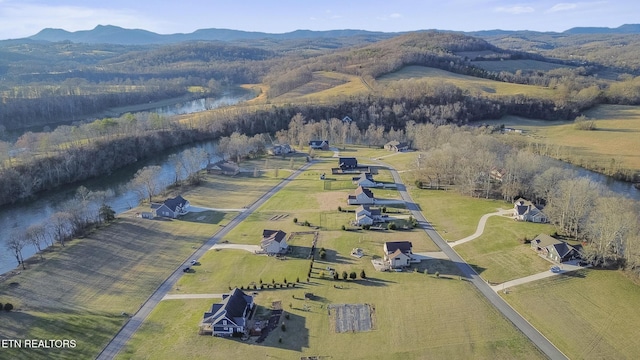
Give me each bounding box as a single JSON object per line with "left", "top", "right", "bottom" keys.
{"left": 547, "top": 3, "right": 579, "bottom": 12}
{"left": 494, "top": 6, "right": 535, "bottom": 14}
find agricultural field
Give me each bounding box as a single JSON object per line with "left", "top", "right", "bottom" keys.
{"left": 273, "top": 71, "right": 370, "bottom": 102}
{"left": 484, "top": 104, "right": 640, "bottom": 173}
{"left": 0, "top": 168, "right": 289, "bottom": 360}
{"left": 502, "top": 269, "right": 640, "bottom": 359}
{"left": 470, "top": 59, "right": 575, "bottom": 73}
{"left": 120, "top": 155, "right": 543, "bottom": 359}
{"left": 377, "top": 65, "right": 559, "bottom": 99}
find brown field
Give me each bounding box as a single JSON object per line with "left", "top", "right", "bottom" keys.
{"left": 484, "top": 104, "right": 640, "bottom": 172}
{"left": 377, "top": 65, "right": 558, "bottom": 99}
{"left": 471, "top": 59, "right": 575, "bottom": 73}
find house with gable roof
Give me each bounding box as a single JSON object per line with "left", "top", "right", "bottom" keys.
{"left": 384, "top": 140, "right": 410, "bottom": 152}
{"left": 261, "top": 229, "right": 288, "bottom": 255}
{"left": 514, "top": 198, "right": 548, "bottom": 223}
{"left": 352, "top": 172, "right": 379, "bottom": 188}
{"left": 354, "top": 205, "right": 384, "bottom": 225}
{"left": 347, "top": 186, "right": 375, "bottom": 205}
{"left": 531, "top": 234, "right": 579, "bottom": 263}
{"left": 383, "top": 241, "right": 414, "bottom": 269}
{"left": 309, "top": 140, "right": 329, "bottom": 150}
{"left": 151, "top": 195, "right": 190, "bottom": 218}
{"left": 200, "top": 288, "right": 255, "bottom": 337}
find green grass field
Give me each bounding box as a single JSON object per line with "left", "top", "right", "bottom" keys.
{"left": 455, "top": 216, "right": 556, "bottom": 283}
{"left": 502, "top": 269, "right": 640, "bottom": 359}
{"left": 0, "top": 168, "right": 293, "bottom": 360}
{"left": 119, "top": 155, "right": 543, "bottom": 359}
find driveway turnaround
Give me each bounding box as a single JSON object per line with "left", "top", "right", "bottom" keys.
{"left": 96, "top": 161, "right": 314, "bottom": 360}
{"left": 386, "top": 165, "right": 569, "bottom": 360}
{"left": 491, "top": 261, "right": 589, "bottom": 292}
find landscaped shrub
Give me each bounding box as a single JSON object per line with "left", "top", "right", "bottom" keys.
{"left": 4, "top": 303, "right": 13, "bottom": 312}
{"left": 293, "top": 218, "right": 298, "bottom": 224}
{"left": 338, "top": 206, "right": 342, "bottom": 212}
{"left": 341, "top": 225, "right": 346, "bottom": 231}
{"left": 259, "top": 278, "right": 263, "bottom": 284}
{"left": 342, "top": 271, "right": 348, "bottom": 280}
{"left": 296, "top": 277, "right": 300, "bottom": 283}
{"left": 435, "top": 271, "right": 440, "bottom": 278}
{"left": 319, "top": 249, "right": 326, "bottom": 259}
{"left": 349, "top": 271, "right": 357, "bottom": 280}
{"left": 382, "top": 207, "right": 387, "bottom": 213}
{"left": 362, "top": 224, "right": 371, "bottom": 230}
{"left": 387, "top": 222, "right": 397, "bottom": 230}
{"left": 360, "top": 270, "right": 366, "bottom": 279}
{"left": 333, "top": 272, "right": 339, "bottom": 280}
{"left": 415, "top": 180, "right": 423, "bottom": 188}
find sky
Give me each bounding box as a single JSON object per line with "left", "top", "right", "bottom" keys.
{"left": 0, "top": 0, "right": 638, "bottom": 40}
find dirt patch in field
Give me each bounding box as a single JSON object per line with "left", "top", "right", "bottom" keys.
{"left": 315, "top": 191, "right": 347, "bottom": 211}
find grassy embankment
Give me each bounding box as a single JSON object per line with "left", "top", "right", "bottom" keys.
{"left": 0, "top": 156, "right": 299, "bottom": 360}
{"left": 120, "top": 151, "right": 543, "bottom": 360}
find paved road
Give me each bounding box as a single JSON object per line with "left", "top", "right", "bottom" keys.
{"left": 491, "top": 261, "right": 589, "bottom": 292}
{"left": 209, "top": 243, "right": 260, "bottom": 252}
{"left": 386, "top": 167, "right": 568, "bottom": 360}
{"left": 96, "top": 161, "right": 315, "bottom": 360}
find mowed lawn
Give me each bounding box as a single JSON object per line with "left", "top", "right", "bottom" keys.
{"left": 455, "top": 216, "right": 557, "bottom": 283}
{"left": 0, "top": 169, "right": 293, "bottom": 360}
{"left": 122, "top": 247, "right": 543, "bottom": 360}
{"left": 120, "top": 155, "right": 543, "bottom": 359}
{"left": 503, "top": 269, "right": 640, "bottom": 359}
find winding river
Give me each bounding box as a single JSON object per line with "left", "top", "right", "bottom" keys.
{"left": 1, "top": 98, "right": 639, "bottom": 273}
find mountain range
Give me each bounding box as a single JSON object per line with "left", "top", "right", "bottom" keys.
{"left": 25, "top": 24, "right": 640, "bottom": 45}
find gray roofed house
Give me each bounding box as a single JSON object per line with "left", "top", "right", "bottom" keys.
{"left": 384, "top": 241, "right": 413, "bottom": 256}
{"left": 514, "top": 198, "right": 548, "bottom": 223}
{"left": 309, "top": 140, "right": 329, "bottom": 150}
{"left": 384, "top": 140, "right": 409, "bottom": 152}
{"left": 339, "top": 157, "right": 358, "bottom": 169}
{"left": 207, "top": 160, "right": 240, "bottom": 176}
{"left": 347, "top": 186, "right": 375, "bottom": 205}
{"left": 151, "top": 195, "right": 190, "bottom": 219}
{"left": 531, "top": 234, "right": 578, "bottom": 263}
{"left": 261, "top": 229, "right": 288, "bottom": 255}
{"left": 200, "top": 288, "right": 255, "bottom": 337}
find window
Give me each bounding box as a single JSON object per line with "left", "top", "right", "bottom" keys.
{"left": 223, "top": 320, "right": 227, "bottom": 325}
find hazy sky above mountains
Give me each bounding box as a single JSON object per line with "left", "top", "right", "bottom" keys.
{"left": 0, "top": 0, "right": 638, "bottom": 39}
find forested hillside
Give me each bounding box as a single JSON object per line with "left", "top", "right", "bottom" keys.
{"left": 2, "top": 30, "right": 640, "bottom": 205}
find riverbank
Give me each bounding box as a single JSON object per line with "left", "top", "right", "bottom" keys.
{"left": 0, "top": 161, "right": 298, "bottom": 359}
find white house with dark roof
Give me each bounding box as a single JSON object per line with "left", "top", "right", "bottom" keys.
{"left": 384, "top": 140, "right": 409, "bottom": 152}
{"left": 200, "top": 288, "right": 255, "bottom": 337}
{"left": 383, "top": 241, "right": 417, "bottom": 268}
{"left": 514, "top": 198, "right": 548, "bottom": 223}
{"left": 151, "top": 195, "right": 190, "bottom": 219}
{"left": 352, "top": 172, "right": 379, "bottom": 188}
{"left": 261, "top": 229, "right": 288, "bottom": 255}
{"left": 355, "top": 205, "right": 384, "bottom": 225}
{"left": 347, "top": 186, "right": 375, "bottom": 205}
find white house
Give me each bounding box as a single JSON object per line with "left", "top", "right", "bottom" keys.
{"left": 347, "top": 186, "right": 375, "bottom": 205}
{"left": 355, "top": 205, "right": 384, "bottom": 225}
{"left": 200, "top": 288, "right": 255, "bottom": 337}
{"left": 383, "top": 241, "right": 416, "bottom": 268}
{"left": 514, "top": 198, "right": 548, "bottom": 223}
{"left": 261, "top": 229, "right": 288, "bottom": 255}
{"left": 352, "top": 173, "right": 379, "bottom": 188}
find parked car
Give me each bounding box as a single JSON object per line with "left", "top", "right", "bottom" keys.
{"left": 550, "top": 266, "right": 561, "bottom": 273}
{"left": 190, "top": 259, "right": 197, "bottom": 265}
{"left": 183, "top": 267, "right": 190, "bottom": 273}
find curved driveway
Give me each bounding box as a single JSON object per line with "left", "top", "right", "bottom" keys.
{"left": 96, "top": 161, "right": 314, "bottom": 360}
{"left": 387, "top": 167, "right": 568, "bottom": 360}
